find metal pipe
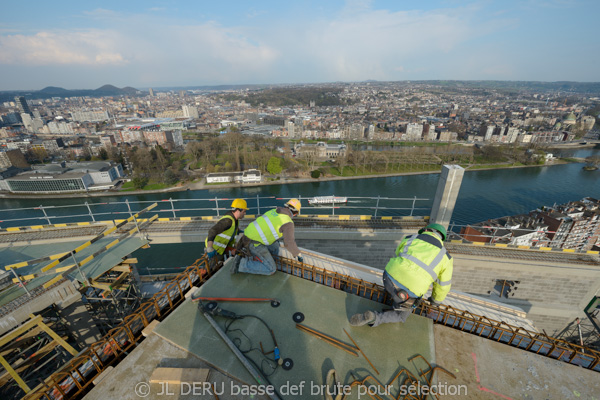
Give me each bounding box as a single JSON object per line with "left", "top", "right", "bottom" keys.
{"left": 202, "top": 309, "right": 281, "bottom": 400}
{"left": 10, "top": 268, "right": 32, "bottom": 297}
{"left": 191, "top": 297, "right": 277, "bottom": 303}
{"left": 39, "top": 205, "right": 52, "bottom": 225}
{"left": 85, "top": 202, "right": 96, "bottom": 222}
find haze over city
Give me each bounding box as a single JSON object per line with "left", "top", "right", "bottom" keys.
{"left": 1, "top": 0, "right": 599, "bottom": 91}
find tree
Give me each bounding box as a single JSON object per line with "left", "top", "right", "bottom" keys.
{"left": 311, "top": 169, "right": 321, "bottom": 179}
{"left": 335, "top": 154, "right": 348, "bottom": 175}
{"left": 267, "top": 157, "right": 283, "bottom": 175}
{"left": 107, "top": 146, "right": 124, "bottom": 165}
{"left": 132, "top": 174, "right": 149, "bottom": 189}
{"left": 222, "top": 131, "right": 243, "bottom": 155}
{"left": 82, "top": 147, "right": 92, "bottom": 161}
{"left": 99, "top": 148, "right": 108, "bottom": 160}
{"left": 185, "top": 141, "right": 203, "bottom": 166}
{"left": 585, "top": 156, "right": 600, "bottom": 168}
{"left": 163, "top": 168, "right": 179, "bottom": 185}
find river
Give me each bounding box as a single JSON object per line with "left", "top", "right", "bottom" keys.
{"left": 1, "top": 148, "right": 599, "bottom": 273}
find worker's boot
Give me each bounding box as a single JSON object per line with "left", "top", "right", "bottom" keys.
{"left": 349, "top": 311, "right": 376, "bottom": 327}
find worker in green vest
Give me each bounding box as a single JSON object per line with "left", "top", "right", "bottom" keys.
{"left": 205, "top": 198, "right": 248, "bottom": 267}
{"left": 350, "top": 223, "right": 453, "bottom": 327}
{"left": 232, "top": 199, "right": 303, "bottom": 275}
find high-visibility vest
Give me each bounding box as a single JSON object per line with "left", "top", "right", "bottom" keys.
{"left": 385, "top": 232, "right": 453, "bottom": 302}
{"left": 244, "top": 209, "right": 292, "bottom": 245}
{"left": 205, "top": 214, "right": 237, "bottom": 255}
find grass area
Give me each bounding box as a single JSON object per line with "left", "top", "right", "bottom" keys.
{"left": 142, "top": 183, "right": 170, "bottom": 190}
{"left": 560, "top": 157, "right": 579, "bottom": 163}
{"left": 326, "top": 163, "right": 440, "bottom": 177}
{"left": 468, "top": 163, "right": 521, "bottom": 170}
{"left": 119, "top": 181, "right": 171, "bottom": 191}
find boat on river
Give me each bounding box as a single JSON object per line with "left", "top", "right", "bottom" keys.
{"left": 307, "top": 195, "right": 348, "bottom": 206}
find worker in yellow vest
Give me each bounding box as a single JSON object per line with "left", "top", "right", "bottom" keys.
{"left": 350, "top": 223, "right": 453, "bottom": 327}
{"left": 205, "top": 198, "right": 248, "bottom": 267}
{"left": 232, "top": 199, "right": 303, "bottom": 275}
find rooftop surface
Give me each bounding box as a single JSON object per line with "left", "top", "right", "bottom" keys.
{"left": 84, "top": 254, "right": 600, "bottom": 400}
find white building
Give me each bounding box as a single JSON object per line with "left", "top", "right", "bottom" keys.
{"left": 182, "top": 105, "right": 199, "bottom": 119}
{"left": 405, "top": 123, "right": 424, "bottom": 141}
{"left": 206, "top": 169, "right": 262, "bottom": 184}
{"left": 2, "top": 162, "right": 124, "bottom": 193}
{"left": 71, "top": 110, "right": 110, "bottom": 122}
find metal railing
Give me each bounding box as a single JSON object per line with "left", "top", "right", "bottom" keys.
{"left": 276, "top": 257, "right": 600, "bottom": 373}
{"left": 0, "top": 195, "right": 431, "bottom": 229}
{"left": 446, "top": 222, "right": 600, "bottom": 253}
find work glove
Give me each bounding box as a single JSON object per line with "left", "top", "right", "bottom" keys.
{"left": 427, "top": 296, "right": 441, "bottom": 306}
{"left": 297, "top": 255, "right": 304, "bottom": 263}
{"left": 206, "top": 248, "right": 217, "bottom": 259}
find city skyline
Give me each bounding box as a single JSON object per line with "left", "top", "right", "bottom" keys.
{"left": 1, "top": 0, "right": 599, "bottom": 91}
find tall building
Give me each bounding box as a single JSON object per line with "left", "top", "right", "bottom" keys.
{"left": 480, "top": 124, "right": 495, "bottom": 141}
{"left": 71, "top": 110, "right": 110, "bottom": 122}
{"left": 182, "top": 105, "right": 199, "bottom": 119}
{"left": 14, "top": 96, "right": 31, "bottom": 115}
{"left": 405, "top": 122, "right": 424, "bottom": 140}
{"left": 149, "top": 88, "right": 154, "bottom": 97}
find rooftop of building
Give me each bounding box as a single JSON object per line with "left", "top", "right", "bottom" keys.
{"left": 82, "top": 251, "right": 600, "bottom": 400}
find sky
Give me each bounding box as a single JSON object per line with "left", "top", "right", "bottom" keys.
{"left": 0, "top": 0, "right": 599, "bottom": 91}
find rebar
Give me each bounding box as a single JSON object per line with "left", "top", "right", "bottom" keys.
{"left": 295, "top": 324, "right": 359, "bottom": 357}
{"left": 343, "top": 328, "right": 379, "bottom": 375}
{"left": 274, "top": 257, "right": 600, "bottom": 373}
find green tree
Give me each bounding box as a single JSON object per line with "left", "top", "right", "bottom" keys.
{"left": 99, "top": 148, "right": 108, "bottom": 160}
{"left": 132, "top": 174, "right": 149, "bottom": 189}
{"left": 311, "top": 169, "right": 321, "bottom": 179}
{"left": 267, "top": 157, "right": 283, "bottom": 175}
{"left": 164, "top": 168, "right": 178, "bottom": 185}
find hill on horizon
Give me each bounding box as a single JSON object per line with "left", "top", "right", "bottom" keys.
{"left": 0, "top": 85, "right": 143, "bottom": 102}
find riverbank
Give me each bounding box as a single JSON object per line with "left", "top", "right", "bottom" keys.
{"left": 0, "top": 159, "right": 585, "bottom": 200}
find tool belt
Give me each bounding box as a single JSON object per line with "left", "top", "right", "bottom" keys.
{"left": 393, "top": 288, "right": 423, "bottom": 311}
{"left": 235, "top": 235, "right": 253, "bottom": 257}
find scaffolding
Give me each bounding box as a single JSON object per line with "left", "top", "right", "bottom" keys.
{"left": 81, "top": 259, "right": 144, "bottom": 336}
{"left": 0, "top": 306, "right": 79, "bottom": 400}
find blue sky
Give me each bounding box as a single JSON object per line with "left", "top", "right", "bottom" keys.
{"left": 0, "top": 0, "right": 598, "bottom": 90}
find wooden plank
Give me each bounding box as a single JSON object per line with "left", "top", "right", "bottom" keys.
{"left": 36, "top": 319, "right": 78, "bottom": 356}
{"left": 149, "top": 368, "right": 210, "bottom": 384}
{"left": 0, "top": 355, "right": 30, "bottom": 393}
{"left": 0, "top": 315, "right": 43, "bottom": 346}
{"left": 120, "top": 258, "right": 139, "bottom": 264}
{"left": 93, "top": 366, "right": 114, "bottom": 386}
{"left": 142, "top": 320, "right": 160, "bottom": 337}
{"left": 43, "top": 275, "right": 64, "bottom": 289}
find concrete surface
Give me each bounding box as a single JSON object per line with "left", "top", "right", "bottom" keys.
{"left": 434, "top": 323, "right": 600, "bottom": 399}
{"left": 152, "top": 266, "right": 436, "bottom": 397}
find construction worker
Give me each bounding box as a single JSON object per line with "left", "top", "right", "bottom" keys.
{"left": 205, "top": 198, "right": 248, "bottom": 267}
{"left": 232, "top": 199, "right": 303, "bottom": 275}
{"left": 350, "top": 223, "right": 453, "bottom": 327}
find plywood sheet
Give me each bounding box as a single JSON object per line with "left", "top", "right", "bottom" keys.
{"left": 154, "top": 264, "right": 435, "bottom": 397}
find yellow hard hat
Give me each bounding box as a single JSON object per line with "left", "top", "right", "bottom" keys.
{"left": 231, "top": 198, "right": 248, "bottom": 210}
{"left": 285, "top": 198, "right": 302, "bottom": 214}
